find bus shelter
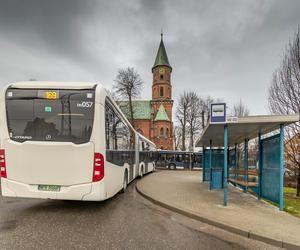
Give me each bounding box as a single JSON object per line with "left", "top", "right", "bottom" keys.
{"left": 196, "top": 114, "right": 299, "bottom": 210}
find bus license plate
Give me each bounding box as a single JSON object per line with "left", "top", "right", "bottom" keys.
{"left": 38, "top": 185, "right": 61, "bottom": 192}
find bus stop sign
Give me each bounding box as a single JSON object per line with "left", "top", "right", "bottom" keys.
{"left": 211, "top": 103, "right": 226, "bottom": 123}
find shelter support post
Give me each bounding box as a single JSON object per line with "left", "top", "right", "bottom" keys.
{"left": 202, "top": 147, "right": 205, "bottom": 182}
{"left": 258, "top": 133, "right": 262, "bottom": 199}
{"left": 209, "top": 139, "right": 212, "bottom": 190}
{"left": 224, "top": 125, "right": 228, "bottom": 206}
{"left": 279, "top": 124, "right": 284, "bottom": 211}
{"left": 244, "top": 139, "right": 249, "bottom": 192}
{"left": 234, "top": 143, "right": 237, "bottom": 181}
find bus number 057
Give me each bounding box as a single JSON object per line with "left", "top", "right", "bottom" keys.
{"left": 77, "top": 101, "right": 93, "bottom": 108}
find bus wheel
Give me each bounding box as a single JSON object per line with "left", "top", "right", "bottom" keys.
{"left": 122, "top": 171, "right": 128, "bottom": 193}
{"left": 169, "top": 164, "right": 176, "bottom": 170}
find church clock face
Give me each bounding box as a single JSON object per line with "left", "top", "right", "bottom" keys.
{"left": 159, "top": 67, "right": 165, "bottom": 74}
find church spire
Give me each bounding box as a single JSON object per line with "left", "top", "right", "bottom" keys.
{"left": 152, "top": 33, "right": 172, "bottom": 70}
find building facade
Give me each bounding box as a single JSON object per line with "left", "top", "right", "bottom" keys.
{"left": 119, "top": 34, "right": 174, "bottom": 149}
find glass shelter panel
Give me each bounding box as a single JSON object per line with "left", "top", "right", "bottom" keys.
{"left": 261, "top": 134, "right": 280, "bottom": 204}
{"left": 203, "top": 149, "right": 224, "bottom": 182}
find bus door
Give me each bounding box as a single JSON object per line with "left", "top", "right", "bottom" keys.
{"left": 144, "top": 143, "right": 149, "bottom": 173}
{"left": 128, "top": 131, "right": 135, "bottom": 182}
{"left": 182, "top": 154, "right": 187, "bottom": 169}
{"left": 128, "top": 151, "right": 134, "bottom": 181}
{"left": 136, "top": 136, "right": 141, "bottom": 178}
{"left": 193, "top": 153, "right": 202, "bottom": 169}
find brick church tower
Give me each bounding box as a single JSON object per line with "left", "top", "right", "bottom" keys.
{"left": 150, "top": 33, "right": 174, "bottom": 149}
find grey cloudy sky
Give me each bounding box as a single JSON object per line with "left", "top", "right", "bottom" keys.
{"left": 0, "top": 0, "right": 299, "bottom": 116}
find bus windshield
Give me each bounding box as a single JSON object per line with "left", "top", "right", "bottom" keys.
{"left": 5, "top": 88, "right": 95, "bottom": 144}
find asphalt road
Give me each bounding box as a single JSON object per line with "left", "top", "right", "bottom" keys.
{"left": 0, "top": 177, "right": 278, "bottom": 250}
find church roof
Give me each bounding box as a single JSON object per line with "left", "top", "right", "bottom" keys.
{"left": 153, "top": 33, "right": 172, "bottom": 70}
{"left": 155, "top": 104, "right": 170, "bottom": 121}
{"left": 117, "top": 101, "right": 152, "bottom": 120}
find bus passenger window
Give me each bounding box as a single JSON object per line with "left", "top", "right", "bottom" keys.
{"left": 105, "top": 100, "right": 135, "bottom": 166}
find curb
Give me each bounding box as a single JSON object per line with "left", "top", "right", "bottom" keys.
{"left": 136, "top": 182, "right": 300, "bottom": 250}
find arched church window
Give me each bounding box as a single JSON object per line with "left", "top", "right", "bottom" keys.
{"left": 160, "top": 74, "right": 163, "bottom": 80}
{"left": 166, "top": 128, "right": 169, "bottom": 137}
{"left": 160, "top": 127, "right": 164, "bottom": 136}
{"left": 160, "top": 87, "right": 164, "bottom": 97}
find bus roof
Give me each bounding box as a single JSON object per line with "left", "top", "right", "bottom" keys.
{"left": 8, "top": 81, "right": 98, "bottom": 89}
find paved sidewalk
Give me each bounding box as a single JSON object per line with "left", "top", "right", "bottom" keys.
{"left": 137, "top": 170, "right": 300, "bottom": 249}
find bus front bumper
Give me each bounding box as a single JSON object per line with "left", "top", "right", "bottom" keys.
{"left": 0, "top": 178, "right": 107, "bottom": 201}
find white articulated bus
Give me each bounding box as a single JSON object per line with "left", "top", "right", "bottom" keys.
{"left": 0, "top": 81, "right": 156, "bottom": 201}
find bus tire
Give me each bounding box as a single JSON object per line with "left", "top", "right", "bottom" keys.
{"left": 169, "top": 164, "right": 176, "bottom": 170}
{"left": 121, "top": 170, "right": 128, "bottom": 193}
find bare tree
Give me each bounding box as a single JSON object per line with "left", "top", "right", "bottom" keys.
{"left": 113, "top": 67, "right": 143, "bottom": 126}
{"left": 176, "top": 93, "right": 221, "bottom": 151}
{"left": 200, "top": 96, "right": 215, "bottom": 129}
{"left": 176, "top": 91, "right": 191, "bottom": 151}
{"left": 173, "top": 125, "right": 182, "bottom": 150}
{"left": 233, "top": 99, "right": 250, "bottom": 117}
{"left": 186, "top": 92, "right": 202, "bottom": 151}
{"left": 268, "top": 28, "right": 300, "bottom": 196}
{"left": 107, "top": 88, "right": 120, "bottom": 101}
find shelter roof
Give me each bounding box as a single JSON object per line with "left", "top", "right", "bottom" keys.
{"left": 196, "top": 114, "right": 299, "bottom": 147}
